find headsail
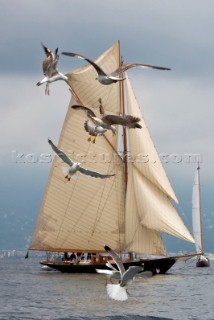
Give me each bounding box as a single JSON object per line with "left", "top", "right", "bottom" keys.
{"left": 124, "top": 77, "right": 195, "bottom": 254}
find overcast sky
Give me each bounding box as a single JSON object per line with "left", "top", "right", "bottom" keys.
{"left": 0, "top": 0, "right": 213, "bottom": 250}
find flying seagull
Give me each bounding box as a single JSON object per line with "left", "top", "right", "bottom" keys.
{"left": 48, "top": 139, "right": 115, "bottom": 180}
{"left": 72, "top": 98, "right": 142, "bottom": 131}
{"left": 37, "top": 43, "right": 68, "bottom": 95}
{"left": 62, "top": 51, "right": 171, "bottom": 85}
{"left": 61, "top": 51, "right": 126, "bottom": 85}
{"left": 102, "top": 245, "right": 144, "bottom": 301}
{"left": 84, "top": 120, "right": 107, "bottom": 143}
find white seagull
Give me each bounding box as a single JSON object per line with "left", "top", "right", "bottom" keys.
{"left": 62, "top": 51, "right": 171, "bottom": 85}
{"left": 37, "top": 43, "right": 68, "bottom": 95}
{"left": 72, "top": 98, "right": 142, "bottom": 136}
{"left": 84, "top": 120, "right": 107, "bottom": 143}
{"left": 102, "top": 245, "right": 144, "bottom": 301}
{"left": 62, "top": 51, "right": 125, "bottom": 85}
{"left": 48, "top": 139, "right": 115, "bottom": 180}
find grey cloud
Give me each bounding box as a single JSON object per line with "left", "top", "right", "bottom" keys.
{"left": 1, "top": 0, "right": 214, "bottom": 77}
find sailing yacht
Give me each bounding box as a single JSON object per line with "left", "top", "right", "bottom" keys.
{"left": 29, "top": 42, "right": 197, "bottom": 273}
{"left": 192, "top": 164, "right": 210, "bottom": 267}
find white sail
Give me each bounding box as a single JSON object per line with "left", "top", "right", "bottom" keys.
{"left": 192, "top": 166, "right": 203, "bottom": 253}
{"left": 125, "top": 77, "right": 195, "bottom": 254}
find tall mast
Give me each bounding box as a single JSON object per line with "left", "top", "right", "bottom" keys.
{"left": 118, "top": 40, "right": 128, "bottom": 190}
{"left": 197, "top": 162, "right": 204, "bottom": 253}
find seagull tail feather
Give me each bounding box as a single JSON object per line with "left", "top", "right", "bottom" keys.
{"left": 106, "top": 284, "right": 128, "bottom": 301}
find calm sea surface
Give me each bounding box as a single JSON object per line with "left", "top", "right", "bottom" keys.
{"left": 0, "top": 257, "right": 213, "bottom": 320}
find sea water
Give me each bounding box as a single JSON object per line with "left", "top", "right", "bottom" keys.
{"left": 0, "top": 257, "right": 213, "bottom": 320}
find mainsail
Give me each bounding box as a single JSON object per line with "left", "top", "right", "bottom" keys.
{"left": 30, "top": 42, "right": 194, "bottom": 256}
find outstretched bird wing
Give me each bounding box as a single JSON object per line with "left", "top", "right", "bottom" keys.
{"left": 62, "top": 52, "right": 107, "bottom": 77}
{"left": 78, "top": 167, "right": 115, "bottom": 179}
{"left": 120, "top": 266, "right": 144, "bottom": 286}
{"left": 106, "top": 260, "right": 118, "bottom": 271}
{"left": 103, "top": 114, "right": 141, "bottom": 126}
{"left": 104, "top": 245, "right": 125, "bottom": 275}
{"left": 113, "top": 63, "right": 171, "bottom": 75}
{"left": 71, "top": 105, "right": 97, "bottom": 117}
{"left": 48, "top": 139, "right": 74, "bottom": 166}
{"left": 41, "top": 43, "right": 53, "bottom": 58}
{"left": 41, "top": 43, "right": 54, "bottom": 75}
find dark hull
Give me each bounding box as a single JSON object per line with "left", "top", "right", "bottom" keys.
{"left": 196, "top": 257, "right": 210, "bottom": 267}
{"left": 40, "top": 256, "right": 177, "bottom": 275}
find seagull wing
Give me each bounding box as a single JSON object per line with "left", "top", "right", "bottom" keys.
{"left": 104, "top": 245, "right": 125, "bottom": 275}
{"left": 103, "top": 114, "right": 141, "bottom": 126}
{"left": 41, "top": 43, "right": 53, "bottom": 58}
{"left": 106, "top": 260, "right": 119, "bottom": 271}
{"left": 41, "top": 43, "right": 54, "bottom": 75}
{"left": 78, "top": 167, "right": 115, "bottom": 179}
{"left": 120, "top": 266, "right": 144, "bottom": 286}
{"left": 71, "top": 105, "right": 96, "bottom": 117}
{"left": 114, "top": 63, "right": 171, "bottom": 75}
{"left": 62, "top": 52, "right": 107, "bottom": 77}
{"left": 48, "top": 139, "right": 73, "bottom": 166}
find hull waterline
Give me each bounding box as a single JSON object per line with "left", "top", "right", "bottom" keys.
{"left": 40, "top": 256, "right": 176, "bottom": 275}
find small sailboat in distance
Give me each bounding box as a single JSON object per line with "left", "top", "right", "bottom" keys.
{"left": 192, "top": 163, "right": 210, "bottom": 267}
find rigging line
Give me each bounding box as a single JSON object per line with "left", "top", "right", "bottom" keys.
{"left": 53, "top": 172, "right": 79, "bottom": 248}
{"left": 68, "top": 86, "right": 82, "bottom": 105}
{"left": 89, "top": 180, "right": 110, "bottom": 237}
{"left": 89, "top": 158, "right": 118, "bottom": 237}
{"left": 125, "top": 224, "right": 142, "bottom": 253}
{"left": 88, "top": 154, "right": 122, "bottom": 240}
{"left": 174, "top": 257, "right": 196, "bottom": 272}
